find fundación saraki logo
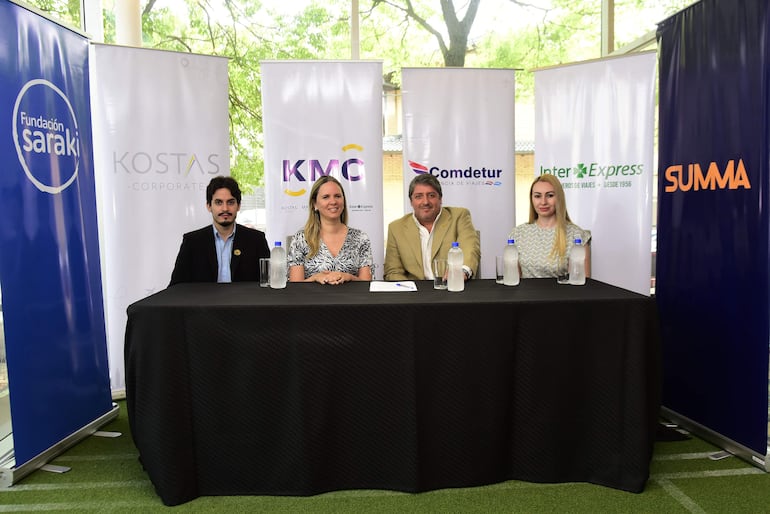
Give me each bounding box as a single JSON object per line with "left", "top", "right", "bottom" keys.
{"left": 13, "top": 78, "right": 81, "bottom": 194}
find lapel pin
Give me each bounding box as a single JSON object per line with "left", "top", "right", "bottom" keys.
{"left": 234, "top": 249, "right": 241, "bottom": 256}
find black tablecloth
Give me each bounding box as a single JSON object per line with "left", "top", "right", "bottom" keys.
{"left": 125, "top": 278, "right": 660, "bottom": 506}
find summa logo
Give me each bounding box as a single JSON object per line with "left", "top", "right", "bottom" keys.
{"left": 664, "top": 159, "right": 751, "bottom": 192}
{"left": 13, "top": 79, "right": 81, "bottom": 194}
{"left": 281, "top": 143, "right": 366, "bottom": 197}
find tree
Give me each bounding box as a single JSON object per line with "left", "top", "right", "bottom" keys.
{"left": 23, "top": 0, "right": 356, "bottom": 190}
{"left": 138, "top": 0, "right": 351, "bottom": 190}
{"left": 22, "top": 0, "right": 699, "bottom": 185}
{"left": 370, "top": 0, "right": 481, "bottom": 67}
{"left": 466, "top": 0, "right": 699, "bottom": 101}
{"left": 22, "top": 0, "right": 81, "bottom": 26}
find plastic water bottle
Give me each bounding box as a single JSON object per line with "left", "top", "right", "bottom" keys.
{"left": 447, "top": 242, "right": 465, "bottom": 292}
{"left": 503, "top": 239, "right": 520, "bottom": 286}
{"left": 269, "top": 241, "right": 287, "bottom": 289}
{"left": 568, "top": 238, "right": 586, "bottom": 286}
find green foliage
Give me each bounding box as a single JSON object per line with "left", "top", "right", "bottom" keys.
{"left": 135, "top": 0, "right": 352, "bottom": 191}
{"left": 20, "top": 0, "right": 699, "bottom": 188}
{"left": 368, "top": 0, "right": 481, "bottom": 68}
{"left": 26, "top": 0, "right": 353, "bottom": 192}
{"left": 359, "top": 2, "right": 439, "bottom": 85}
{"left": 21, "top": 0, "right": 80, "bottom": 27}
{"left": 467, "top": 0, "right": 698, "bottom": 101}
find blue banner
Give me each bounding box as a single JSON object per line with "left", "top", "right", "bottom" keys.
{"left": 0, "top": 1, "right": 111, "bottom": 465}
{"left": 657, "top": 0, "right": 769, "bottom": 455}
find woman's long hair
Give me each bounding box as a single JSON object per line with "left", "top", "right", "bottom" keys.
{"left": 304, "top": 176, "right": 347, "bottom": 258}
{"left": 528, "top": 174, "right": 572, "bottom": 261}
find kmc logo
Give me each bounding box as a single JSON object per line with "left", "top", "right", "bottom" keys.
{"left": 282, "top": 143, "right": 365, "bottom": 196}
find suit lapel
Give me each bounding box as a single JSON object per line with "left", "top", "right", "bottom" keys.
{"left": 230, "top": 228, "right": 241, "bottom": 276}
{"left": 205, "top": 230, "right": 218, "bottom": 278}
{"left": 402, "top": 217, "right": 423, "bottom": 267}
{"left": 430, "top": 208, "right": 450, "bottom": 260}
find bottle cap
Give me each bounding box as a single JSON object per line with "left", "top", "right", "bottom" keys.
{"left": 574, "top": 238, "right": 582, "bottom": 245}
{"left": 508, "top": 239, "right": 515, "bottom": 244}
{"left": 275, "top": 241, "right": 282, "bottom": 247}
{"left": 452, "top": 241, "right": 459, "bottom": 247}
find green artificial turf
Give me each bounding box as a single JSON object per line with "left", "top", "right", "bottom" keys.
{"left": 2, "top": 401, "right": 769, "bottom": 513}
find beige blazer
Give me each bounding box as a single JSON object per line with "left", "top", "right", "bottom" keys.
{"left": 384, "top": 206, "right": 480, "bottom": 281}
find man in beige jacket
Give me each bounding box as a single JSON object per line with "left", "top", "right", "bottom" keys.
{"left": 384, "top": 174, "right": 480, "bottom": 281}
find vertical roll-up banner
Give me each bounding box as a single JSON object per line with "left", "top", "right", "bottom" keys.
{"left": 261, "top": 61, "right": 384, "bottom": 275}
{"left": 657, "top": 0, "right": 769, "bottom": 466}
{"left": 534, "top": 52, "right": 656, "bottom": 296}
{"left": 401, "top": 68, "right": 516, "bottom": 278}
{"left": 90, "top": 45, "right": 229, "bottom": 395}
{"left": 0, "top": 0, "right": 112, "bottom": 466}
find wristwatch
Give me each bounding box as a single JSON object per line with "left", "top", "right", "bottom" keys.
{"left": 463, "top": 268, "right": 471, "bottom": 279}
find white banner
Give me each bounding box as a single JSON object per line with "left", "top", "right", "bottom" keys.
{"left": 401, "top": 68, "right": 516, "bottom": 278}
{"left": 261, "top": 60, "right": 384, "bottom": 276}
{"left": 90, "top": 45, "right": 230, "bottom": 393}
{"left": 535, "top": 52, "right": 656, "bottom": 295}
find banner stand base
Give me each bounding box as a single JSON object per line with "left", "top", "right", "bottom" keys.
{"left": 0, "top": 402, "right": 119, "bottom": 488}
{"left": 661, "top": 406, "right": 769, "bottom": 472}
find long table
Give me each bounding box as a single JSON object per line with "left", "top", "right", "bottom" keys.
{"left": 124, "top": 278, "right": 660, "bottom": 506}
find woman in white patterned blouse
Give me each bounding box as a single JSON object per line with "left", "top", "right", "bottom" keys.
{"left": 509, "top": 174, "right": 591, "bottom": 279}
{"left": 288, "top": 176, "right": 373, "bottom": 285}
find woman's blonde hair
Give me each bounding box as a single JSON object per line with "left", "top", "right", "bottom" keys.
{"left": 528, "top": 174, "right": 572, "bottom": 261}
{"left": 304, "top": 176, "right": 347, "bottom": 258}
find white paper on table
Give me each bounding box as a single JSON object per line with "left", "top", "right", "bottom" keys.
{"left": 368, "top": 281, "right": 418, "bottom": 292}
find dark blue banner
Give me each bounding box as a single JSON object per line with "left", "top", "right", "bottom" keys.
{"left": 0, "top": 1, "right": 111, "bottom": 464}
{"left": 657, "top": 0, "right": 769, "bottom": 455}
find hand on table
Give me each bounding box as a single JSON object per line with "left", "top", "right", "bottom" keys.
{"left": 313, "top": 270, "right": 351, "bottom": 285}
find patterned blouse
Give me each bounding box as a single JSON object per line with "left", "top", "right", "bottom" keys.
{"left": 288, "top": 227, "right": 373, "bottom": 279}
{"left": 509, "top": 223, "right": 591, "bottom": 278}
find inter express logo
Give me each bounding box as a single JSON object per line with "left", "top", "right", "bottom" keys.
{"left": 282, "top": 143, "right": 365, "bottom": 196}
{"left": 540, "top": 162, "right": 644, "bottom": 179}
{"left": 13, "top": 79, "right": 80, "bottom": 194}
{"left": 664, "top": 159, "right": 751, "bottom": 192}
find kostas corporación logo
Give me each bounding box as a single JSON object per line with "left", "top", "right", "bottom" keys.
{"left": 282, "top": 143, "right": 365, "bottom": 197}
{"left": 13, "top": 79, "right": 81, "bottom": 194}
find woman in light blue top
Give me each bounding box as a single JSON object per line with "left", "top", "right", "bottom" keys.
{"left": 510, "top": 174, "right": 591, "bottom": 278}
{"left": 288, "top": 176, "right": 372, "bottom": 285}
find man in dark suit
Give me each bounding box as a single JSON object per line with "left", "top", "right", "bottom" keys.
{"left": 170, "top": 176, "right": 270, "bottom": 285}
